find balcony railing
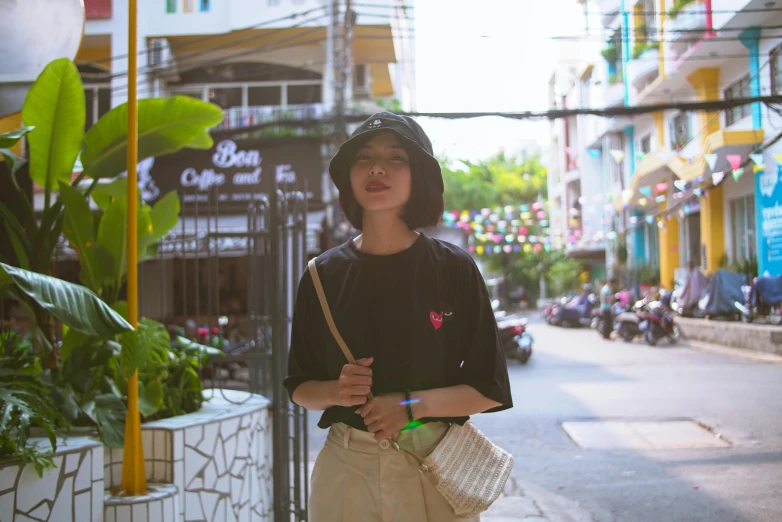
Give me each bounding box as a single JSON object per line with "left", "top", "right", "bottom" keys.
{"left": 215, "top": 103, "right": 324, "bottom": 131}
{"left": 664, "top": 0, "right": 708, "bottom": 60}
{"left": 604, "top": 81, "right": 625, "bottom": 108}
{"left": 627, "top": 47, "right": 660, "bottom": 92}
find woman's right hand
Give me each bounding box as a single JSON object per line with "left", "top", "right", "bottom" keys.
{"left": 335, "top": 357, "right": 373, "bottom": 406}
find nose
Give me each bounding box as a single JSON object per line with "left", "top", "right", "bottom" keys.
{"left": 369, "top": 161, "right": 386, "bottom": 176}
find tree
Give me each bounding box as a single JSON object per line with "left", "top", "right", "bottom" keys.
{"left": 441, "top": 151, "right": 547, "bottom": 211}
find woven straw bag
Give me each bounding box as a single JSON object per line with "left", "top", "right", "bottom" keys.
{"left": 307, "top": 259, "right": 514, "bottom": 518}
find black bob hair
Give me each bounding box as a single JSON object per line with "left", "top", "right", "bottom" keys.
{"left": 337, "top": 137, "right": 444, "bottom": 231}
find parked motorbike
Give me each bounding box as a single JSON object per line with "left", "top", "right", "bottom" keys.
{"left": 637, "top": 299, "right": 680, "bottom": 346}
{"left": 494, "top": 304, "right": 533, "bottom": 364}
{"left": 550, "top": 293, "right": 596, "bottom": 328}
{"left": 735, "top": 275, "right": 782, "bottom": 325}
{"left": 543, "top": 297, "right": 568, "bottom": 325}
{"left": 593, "top": 300, "right": 629, "bottom": 333}
{"left": 614, "top": 299, "right": 646, "bottom": 342}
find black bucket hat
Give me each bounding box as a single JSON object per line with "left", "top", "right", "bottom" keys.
{"left": 328, "top": 112, "right": 443, "bottom": 193}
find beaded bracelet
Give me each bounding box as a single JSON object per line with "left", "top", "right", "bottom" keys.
{"left": 404, "top": 390, "right": 414, "bottom": 423}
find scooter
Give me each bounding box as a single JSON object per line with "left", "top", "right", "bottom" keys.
{"left": 614, "top": 299, "right": 645, "bottom": 342}
{"left": 494, "top": 306, "right": 533, "bottom": 364}
{"left": 637, "top": 300, "right": 680, "bottom": 346}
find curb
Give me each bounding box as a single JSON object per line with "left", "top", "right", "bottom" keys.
{"left": 482, "top": 477, "right": 599, "bottom": 522}
{"left": 683, "top": 339, "right": 782, "bottom": 364}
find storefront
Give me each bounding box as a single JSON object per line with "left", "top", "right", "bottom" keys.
{"left": 135, "top": 136, "right": 324, "bottom": 331}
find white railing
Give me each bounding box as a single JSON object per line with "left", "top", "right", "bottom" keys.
{"left": 216, "top": 103, "right": 324, "bottom": 131}
{"left": 664, "top": 0, "right": 708, "bottom": 61}
{"left": 627, "top": 48, "right": 660, "bottom": 92}
{"left": 604, "top": 81, "right": 625, "bottom": 108}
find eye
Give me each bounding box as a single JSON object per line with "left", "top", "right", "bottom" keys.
{"left": 391, "top": 154, "right": 408, "bottom": 162}
{"left": 354, "top": 153, "right": 371, "bottom": 161}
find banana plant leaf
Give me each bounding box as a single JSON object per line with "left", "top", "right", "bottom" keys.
{"left": 81, "top": 96, "right": 224, "bottom": 180}
{"left": 0, "top": 262, "right": 132, "bottom": 337}
{"left": 21, "top": 58, "right": 85, "bottom": 193}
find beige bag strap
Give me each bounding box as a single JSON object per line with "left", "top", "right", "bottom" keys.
{"left": 307, "top": 258, "right": 374, "bottom": 400}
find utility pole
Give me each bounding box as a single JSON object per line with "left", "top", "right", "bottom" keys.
{"left": 335, "top": 0, "right": 355, "bottom": 143}
{"left": 321, "top": 0, "right": 354, "bottom": 252}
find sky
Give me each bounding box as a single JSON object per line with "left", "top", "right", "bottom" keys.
{"left": 413, "top": 0, "right": 585, "bottom": 163}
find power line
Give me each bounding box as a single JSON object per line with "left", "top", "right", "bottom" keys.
{"left": 109, "top": 31, "right": 330, "bottom": 95}
{"left": 82, "top": 6, "right": 326, "bottom": 67}
{"left": 87, "top": 11, "right": 330, "bottom": 82}
{"left": 352, "top": 2, "right": 414, "bottom": 9}
{"left": 591, "top": 7, "right": 782, "bottom": 15}
{"left": 107, "top": 26, "right": 414, "bottom": 96}
{"left": 552, "top": 33, "right": 782, "bottom": 43}
{"left": 208, "top": 95, "right": 782, "bottom": 138}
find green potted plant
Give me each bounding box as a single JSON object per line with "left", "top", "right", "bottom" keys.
{"left": 0, "top": 57, "right": 224, "bottom": 449}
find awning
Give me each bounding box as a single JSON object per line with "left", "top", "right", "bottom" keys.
{"left": 677, "top": 129, "right": 765, "bottom": 182}
{"left": 702, "top": 129, "right": 765, "bottom": 174}
{"left": 625, "top": 150, "right": 682, "bottom": 210}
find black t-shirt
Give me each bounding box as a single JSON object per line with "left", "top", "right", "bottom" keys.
{"left": 283, "top": 234, "right": 513, "bottom": 431}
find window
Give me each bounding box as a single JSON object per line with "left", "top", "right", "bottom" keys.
{"left": 166, "top": 0, "right": 176, "bottom": 12}
{"left": 287, "top": 84, "right": 322, "bottom": 105}
{"left": 609, "top": 133, "right": 624, "bottom": 186}
{"left": 643, "top": 135, "right": 652, "bottom": 153}
{"left": 84, "top": 86, "right": 111, "bottom": 129}
{"left": 580, "top": 71, "right": 592, "bottom": 109}
{"left": 208, "top": 87, "right": 242, "bottom": 109}
{"left": 643, "top": 0, "right": 657, "bottom": 40}
{"left": 354, "top": 64, "right": 369, "bottom": 98}
{"left": 731, "top": 195, "right": 756, "bottom": 263}
{"left": 200, "top": 0, "right": 209, "bottom": 11}
{"left": 183, "top": 0, "right": 193, "bottom": 12}
{"left": 771, "top": 44, "right": 782, "bottom": 95}
{"left": 671, "top": 113, "right": 690, "bottom": 150}
{"left": 248, "top": 86, "right": 282, "bottom": 106}
{"left": 725, "top": 74, "right": 751, "bottom": 126}
{"left": 268, "top": 0, "right": 280, "bottom": 5}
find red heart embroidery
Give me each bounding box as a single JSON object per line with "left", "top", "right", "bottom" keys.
{"left": 430, "top": 311, "right": 443, "bottom": 330}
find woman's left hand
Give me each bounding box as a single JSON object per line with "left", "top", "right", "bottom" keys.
{"left": 356, "top": 393, "right": 409, "bottom": 441}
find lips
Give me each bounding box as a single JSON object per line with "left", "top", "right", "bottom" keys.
{"left": 366, "top": 181, "right": 390, "bottom": 193}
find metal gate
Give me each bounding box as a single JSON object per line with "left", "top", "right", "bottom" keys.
{"left": 146, "top": 181, "right": 310, "bottom": 521}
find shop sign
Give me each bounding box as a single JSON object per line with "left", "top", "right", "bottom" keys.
{"left": 137, "top": 137, "right": 322, "bottom": 213}
{"left": 758, "top": 157, "right": 782, "bottom": 275}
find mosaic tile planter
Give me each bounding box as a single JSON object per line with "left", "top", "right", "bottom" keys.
{"left": 0, "top": 436, "right": 104, "bottom": 522}
{"left": 104, "top": 484, "right": 179, "bottom": 522}
{"left": 105, "top": 389, "right": 272, "bottom": 522}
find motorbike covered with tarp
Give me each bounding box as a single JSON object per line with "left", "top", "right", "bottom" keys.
{"left": 753, "top": 275, "right": 782, "bottom": 306}
{"left": 698, "top": 269, "right": 747, "bottom": 319}
{"left": 673, "top": 269, "right": 709, "bottom": 317}
{"left": 738, "top": 274, "right": 782, "bottom": 325}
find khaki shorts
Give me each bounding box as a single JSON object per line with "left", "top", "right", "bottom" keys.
{"left": 310, "top": 422, "right": 480, "bottom": 522}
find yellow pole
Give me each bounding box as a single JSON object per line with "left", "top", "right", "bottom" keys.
{"left": 121, "top": 0, "right": 147, "bottom": 495}
{"left": 687, "top": 68, "right": 724, "bottom": 274}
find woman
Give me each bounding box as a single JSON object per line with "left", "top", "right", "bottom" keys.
{"left": 284, "top": 112, "right": 513, "bottom": 522}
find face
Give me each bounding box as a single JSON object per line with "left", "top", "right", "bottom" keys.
{"left": 349, "top": 132, "right": 412, "bottom": 217}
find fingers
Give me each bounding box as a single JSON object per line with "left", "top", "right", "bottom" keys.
{"left": 338, "top": 361, "right": 374, "bottom": 407}
{"left": 344, "top": 394, "right": 368, "bottom": 407}
{"left": 340, "top": 375, "right": 372, "bottom": 387}
{"left": 344, "top": 365, "right": 373, "bottom": 377}
{"left": 356, "top": 357, "right": 374, "bottom": 367}
{"left": 355, "top": 401, "right": 372, "bottom": 417}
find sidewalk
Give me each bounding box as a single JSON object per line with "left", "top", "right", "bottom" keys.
{"left": 483, "top": 477, "right": 597, "bottom": 522}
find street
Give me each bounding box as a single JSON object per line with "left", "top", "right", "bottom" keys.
{"left": 306, "top": 315, "right": 782, "bottom": 522}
